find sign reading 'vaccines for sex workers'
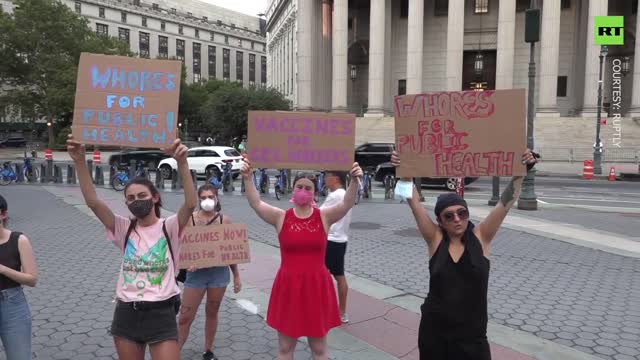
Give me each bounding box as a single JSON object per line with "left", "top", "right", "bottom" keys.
{"left": 394, "top": 89, "right": 527, "bottom": 178}
{"left": 247, "top": 111, "right": 356, "bottom": 171}
{"left": 71, "top": 53, "right": 182, "bottom": 148}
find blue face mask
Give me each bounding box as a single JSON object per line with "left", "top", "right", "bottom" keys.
{"left": 394, "top": 180, "right": 414, "bottom": 200}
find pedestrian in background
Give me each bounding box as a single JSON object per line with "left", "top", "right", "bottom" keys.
{"left": 0, "top": 194, "right": 38, "bottom": 360}
{"left": 240, "top": 157, "right": 362, "bottom": 360}
{"left": 178, "top": 184, "right": 242, "bottom": 360}
{"left": 319, "top": 170, "right": 352, "bottom": 323}
{"left": 391, "top": 149, "right": 537, "bottom": 360}
{"left": 67, "top": 135, "right": 196, "bottom": 360}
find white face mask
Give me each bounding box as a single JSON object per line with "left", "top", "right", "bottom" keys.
{"left": 200, "top": 198, "right": 217, "bottom": 212}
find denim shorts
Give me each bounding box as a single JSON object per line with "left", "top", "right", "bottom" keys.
{"left": 0, "top": 287, "right": 32, "bottom": 360}
{"left": 184, "top": 266, "right": 230, "bottom": 289}
{"left": 109, "top": 295, "right": 180, "bottom": 345}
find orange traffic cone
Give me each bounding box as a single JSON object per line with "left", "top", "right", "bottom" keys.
{"left": 608, "top": 166, "right": 616, "bottom": 181}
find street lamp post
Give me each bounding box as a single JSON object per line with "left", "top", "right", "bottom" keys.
{"left": 594, "top": 45, "right": 608, "bottom": 175}
{"left": 517, "top": 1, "right": 540, "bottom": 210}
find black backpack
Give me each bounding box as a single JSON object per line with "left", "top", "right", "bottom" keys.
{"left": 124, "top": 219, "right": 183, "bottom": 283}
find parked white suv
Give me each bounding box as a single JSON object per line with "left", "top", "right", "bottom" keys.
{"left": 158, "top": 146, "right": 243, "bottom": 179}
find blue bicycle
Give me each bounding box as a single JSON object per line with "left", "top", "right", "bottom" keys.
{"left": 252, "top": 168, "right": 269, "bottom": 194}
{"left": 355, "top": 168, "right": 372, "bottom": 204}
{"left": 274, "top": 169, "right": 288, "bottom": 200}
{"left": 0, "top": 158, "right": 39, "bottom": 185}
{"left": 221, "top": 162, "right": 235, "bottom": 193}
{"left": 317, "top": 171, "right": 328, "bottom": 197}
{"left": 111, "top": 161, "right": 148, "bottom": 191}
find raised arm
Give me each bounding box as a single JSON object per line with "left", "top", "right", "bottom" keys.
{"left": 0, "top": 234, "right": 38, "bottom": 287}
{"left": 391, "top": 151, "right": 441, "bottom": 249}
{"left": 320, "top": 163, "right": 361, "bottom": 226}
{"left": 170, "top": 140, "right": 197, "bottom": 231}
{"left": 67, "top": 135, "right": 116, "bottom": 233}
{"left": 476, "top": 150, "right": 537, "bottom": 244}
{"left": 240, "top": 157, "right": 284, "bottom": 227}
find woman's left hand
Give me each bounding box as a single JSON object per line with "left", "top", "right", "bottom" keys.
{"left": 522, "top": 149, "right": 538, "bottom": 166}
{"left": 233, "top": 277, "right": 242, "bottom": 293}
{"left": 165, "top": 139, "right": 188, "bottom": 163}
{"left": 350, "top": 162, "right": 363, "bottom": 179}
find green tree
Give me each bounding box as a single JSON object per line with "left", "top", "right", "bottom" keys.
{"left": 0, "top": 0, "right": 132, "bottom": 146}
{"left": 198, "top": 85, "right": 291, "bottom": 144}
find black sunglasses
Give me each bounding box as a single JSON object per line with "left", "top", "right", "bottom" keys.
{"left": 441, "top": 208, "right": 469, "bottom": 223}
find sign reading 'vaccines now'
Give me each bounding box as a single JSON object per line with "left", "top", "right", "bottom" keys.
{"left": 72, "top": 53, "right": 182, "bottom": 148}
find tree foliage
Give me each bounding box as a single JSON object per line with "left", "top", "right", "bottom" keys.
{"left": 0, "top": 0, "right": 132, "bottom": 122}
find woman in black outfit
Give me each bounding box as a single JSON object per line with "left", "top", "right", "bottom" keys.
{"left": 391, "top": 149, "right": 538, "bottom": 360}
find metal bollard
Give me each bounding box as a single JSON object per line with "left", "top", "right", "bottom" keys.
{"left": 87, "top": 159, "right": 94, "bottom": 182}
{"left": 40, "top": 163, "right": 46, "bottom": 183}
{"left": 95, "top": 166, "right": 104, "bottom": 185}
{"left": 67, "top": 165, "right": 75, "bottom": 184}
{"left": 241, "top": 176, "right": 245, "bottom": 193}
{"left": 46, "top": 159, "right": 53, "bottom": 182}
{"left": 15, "top": 163, "right": 24, "bottom": 183}
{"left": 190, "top": 170, "right": 198, "bottom": 191}
{"left": 129, "top": 160, "right": 136, "bottom": 180}
{"left": 108, "top": 166, "right": 115, "bottom": 186}
{"left": 171, "top": 169, "right": 179, "bottom": 189}
{"left": 52, "top": 165, "right": 59, "bottom": 183}
{"left": 155, "top": 168, "right": 164, "bottom": 189}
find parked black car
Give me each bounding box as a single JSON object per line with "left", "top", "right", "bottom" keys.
{"left": 354, "top": 142, "right": 395, "bottom": 170}
{"left": 0, "top": 136, "right": 27, "bottom": 147}
{"left": 373, "top": 162, "right": 478, "bottom": 191}
{"left": 108, "top": 150, "right": 170, "bottom": 170}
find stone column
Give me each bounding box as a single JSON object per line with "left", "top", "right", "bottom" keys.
{"left": 537, "top": 0, "right": 561, "bottom": 116}
{"left": 365, "top": 0, "right": 386, "bottom": 116}
{"left": 580, "top": 0, "right": 608, "bottom": 117}
{"left": 629, "top": 2, "right": 640, "bottom": 117}
{"left": 445, "top": 0, "right": 465, "bottom": 91}
{"left": 332, "top": 0, "right": 348, "bottom": 111}
{"left": 496, "top": 0, "right": 516, "bottom": 89}
{"left": 406, "top": 0, "right": 424, "bottom": 94}
{"left": 297, "top": 0, "right": 313, "bottom": 110}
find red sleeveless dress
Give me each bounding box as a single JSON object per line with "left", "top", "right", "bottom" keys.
{"left": 266, "top": 208, "right": 341, "bottom": 338}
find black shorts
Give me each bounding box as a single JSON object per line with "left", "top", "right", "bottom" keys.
{"left": 109, "top": 295, "right": 180, "bottom": 345}
{"left": 325, "top": 241, "right": 347, "bottom": 276}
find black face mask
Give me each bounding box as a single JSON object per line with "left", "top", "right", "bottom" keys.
{"left": 128, "top": 199, "right": 154, "bottom": 219}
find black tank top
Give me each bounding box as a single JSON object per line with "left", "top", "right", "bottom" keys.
{"left": 0, "top": 232, "right": 22, "bottom": 290}
{"left": 422, "top": 223, "right": 490, "bottom": 340}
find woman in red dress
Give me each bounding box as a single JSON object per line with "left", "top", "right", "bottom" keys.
{"left": 240, "top": 157, "right": 362, "bottom": 360}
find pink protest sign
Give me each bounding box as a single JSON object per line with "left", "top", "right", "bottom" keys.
{"left": 247, "top": 111, "right": 356, "bottom": 171}
{"left": 394, "top": 89, "right": 527, "bottom": 178}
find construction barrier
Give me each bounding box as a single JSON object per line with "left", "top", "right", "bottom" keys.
{"left": 583, "top": 160, "right": 594, "bottom": 179}
{"left": 608, "top": 166, "right": 616, "bottom": 181}
{"left": 44, "top": 149, "right": 53, "bottom": 161}
{"left": 92, "top": 150, "right": 101, "bottom": 164}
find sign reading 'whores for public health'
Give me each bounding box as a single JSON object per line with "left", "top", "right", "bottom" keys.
{"left": 247, "top": 111, "right": 356, "bottom": 171}
{"left": 72, "top": 53, "right": 182, "bottom": 148}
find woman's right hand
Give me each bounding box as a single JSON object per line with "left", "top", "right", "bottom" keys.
{"left": 391, "top": 151, "right": 400, "bottom": 167}
{"left": 66, "top": 134, "right": 85, "bottom": 163}
{"left": 240, "top": 156, "right": 252, "bottom": 179}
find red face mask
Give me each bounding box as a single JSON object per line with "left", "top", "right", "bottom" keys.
{"left": 290, "top": 188, "right": 315, "bottom": 206}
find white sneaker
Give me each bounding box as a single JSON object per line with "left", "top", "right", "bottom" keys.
{"left": 340, "top": 313, "right": 349, "bottom": 324}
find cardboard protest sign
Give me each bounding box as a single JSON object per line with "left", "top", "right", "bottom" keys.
{"left": 72, "top": 53, "right": 181, "bottom": 148}
{"left": 178, "top": 224, "right": 251, "bottom": 269}
{"left": 247, "top": 111, "right": 356, "bottom": 171}
{"left": 394, "top": 89, "right": 527, "bottom": 178}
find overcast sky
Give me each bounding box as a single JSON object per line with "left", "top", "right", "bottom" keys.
{"left": 200, "top": 0, "right": 269, "bottom": 16}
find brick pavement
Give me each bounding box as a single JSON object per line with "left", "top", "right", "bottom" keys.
{"left": 2, "top": 185, "right": 639, "bottom": 359}
{"left": 161, "top": 192, "right": 640, "bottom": 360}
{"left": 0, "top": 187, "right": 313, "bottom": 360}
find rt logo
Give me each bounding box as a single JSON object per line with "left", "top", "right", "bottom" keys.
{"left": 594, "top": 16, "right": 624, "bottom": 45}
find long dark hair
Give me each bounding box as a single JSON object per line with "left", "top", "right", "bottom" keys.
{"left": 124, "top": 177, "right": 162, "bottom": 218}
{"left": 0, "top": 194, "right": 7, "bottom": 226}
{"left": 293, "top": 172, "right": 317, "bottom": 194}
{"left": 197, "top": 183, "right": 222, "bottom": 212}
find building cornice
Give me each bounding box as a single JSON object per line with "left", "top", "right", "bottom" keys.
{"left": 82, "top": 0, "right": 266, "bottom": 43}
{"left": 267, "top": 10, "right": 295, "bottom": 50}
